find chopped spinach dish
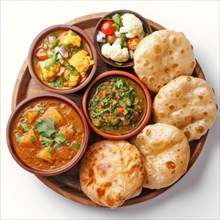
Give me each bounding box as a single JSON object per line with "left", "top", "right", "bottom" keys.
{"left": 88, "top": 77, "right": 146, "bottom": 135}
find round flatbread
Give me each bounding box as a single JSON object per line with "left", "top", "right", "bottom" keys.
{"left": 131, "top": 123, "right": 190, "bottom": 189}
{"left": 153, "top": 76, "right": 218, "bottom": 141}
{"left": 134, "top": 30, "right": 196, "bottom": 92}
{"left": 80, "top": 140, "right": 145, "bottom": 208}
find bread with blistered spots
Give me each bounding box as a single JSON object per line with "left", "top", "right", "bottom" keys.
{"left": 153, "top": 76, "right": 218, "bottom": 141}
{"left": 131, "top": 123, "right": 190, "bottom": 189}
{"left": 80, "top": 140, "right": 145, "bottom": 208}
{"left": 134, "top": 30, "right": 196, "bottom": 93}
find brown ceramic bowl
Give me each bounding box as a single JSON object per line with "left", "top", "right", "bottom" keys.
{"left": 6, "top": 94, "right": 89, "bottom": 176}
{"left": 28, "top": 24, "right": 97, "bottom": 94}
{"left": 93, "top": 10, "right": 152, "bottom": 68}
{"left": 82, "top": 70, "right": 152, "bottom": 140}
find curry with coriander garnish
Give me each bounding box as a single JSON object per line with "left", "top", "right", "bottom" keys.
{"left": 10, "top": 97, "right": 84, "bottom": 171}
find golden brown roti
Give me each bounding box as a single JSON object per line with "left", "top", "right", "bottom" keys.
{"left": 80, "top": 140, "right": 145, "bottom": 208}
{"left": 134, "top": 30, "right": 196, "bottom": 92}
{"left": 153, "top": 76, "right": 218, "bottom": 141}
{"left": 131, "top": 123, "right": 190, "bottom": 189}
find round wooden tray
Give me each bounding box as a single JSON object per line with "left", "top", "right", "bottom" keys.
{"left": 11, "top": 12, "right": 208, "bottom": 207}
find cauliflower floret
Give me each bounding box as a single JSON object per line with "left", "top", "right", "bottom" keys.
{"left": 121, "top": 13, "right": 144, "bottom": 38}
{"left": 60, "top": 30, "right": 81, "bottom": 47}
{"left": 39, "top": 58, "right": 60, "bottom": 82}
{"left": 101, "top": 43, "right": 129, "bottom": 62}
{"left": 68, "top": 50, "right": 94, "bottom": 77}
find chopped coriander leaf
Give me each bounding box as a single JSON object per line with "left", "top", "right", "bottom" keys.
{"left": 29, "top": 135, "right": 35, "bottom": 143}
{"left": 48, "top": 76, "right": 63, "bottom": 88}
{"left": 34, "top": 105, "right": 44, "bottom": 112}
{"left": 74, "top": 127, "right": 78, "bottom": 131}
{"left": 112, "top": 14, "right": 123, "bottom": 31}
{"left": 41, "top": 136, "right": 54, "bottom": 147}
{"left": 21, "top": 122, "right": 30, "bottom": 132}
{"left": 65, "top": 140, "right": 71, "bottom": 146}
{"left": 140, "top": 97, "right": 145, "bottom": 102}
{"left": 52, "top": 32, "right": 58, "bottom": 38}
{"left": 75, "top": 142, "right": 81, "bottom": 149}
{"left": 99, "top": 126, "right": 104, "bottom": 131}
{"left": 33, "top": 58, "right": 38, "bottom": 64}
{"left": 54, "top": 133, "right": 66, "bottom": 144}
{"left": 51, "top": 39, "right": 60, "bottom": 49}
{"left": 120, "top": 33, "right": 127, "bottom": 48}
{"left": 15, "top": 134, "right": 21, "bottom": 143}
{"left": 66, "top": 65, "right": 76, "bottom": 72}
{"left": 115, "top": 78, "right": 124, "bottom": 89}
{"left": 35, "top": 118, "right": 57, "bottom": 138}
{"left": 71, "top": 31, "right": 78, "bottom": 36}
{"left": 48, "top": 149, "right": 54, "bottom": 155}
{"left": 55, "top": 144, "right": 62, "bottom": 149}
{"left": 104, "top": 16, "right": 112, "bottom": 21}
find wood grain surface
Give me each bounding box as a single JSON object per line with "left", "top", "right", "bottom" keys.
{"left": 11, "top": 12, "right": 208, "bottom": 207}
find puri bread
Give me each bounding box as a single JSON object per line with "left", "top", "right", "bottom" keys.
{"left": 80, "top": 140, "right": 145, "bottom": 208}
{"left": 134, "top": 30, "right": 196, "bottom": 92}
{"left": 153, "top": 76, "right": 218, "bottom": 141}
{"left": 131, "top": 123, "right": 190, "bottom": 189}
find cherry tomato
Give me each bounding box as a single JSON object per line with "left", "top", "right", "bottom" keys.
{"left": 127, "top": 37, "right": 141, "bottom": 50}
{"left": 35, "top": 48, "right": 48, "bottom": 61}
{"left": 101, "top": 20, "right": 115, "bottom": 35}
{"left": 119, "top": 108, "right": 125, "bottom": 117}
{"left": 106, "top": 33, "right": 117, "bottom": 44}
{"left": 124, "top": 119, "right": 129, "bottom": 124}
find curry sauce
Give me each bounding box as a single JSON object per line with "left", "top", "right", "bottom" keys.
{"left": 11, "top": 98, "right": 84, "bottom": 171}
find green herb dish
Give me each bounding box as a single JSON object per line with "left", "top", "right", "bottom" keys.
{"left": 94, "top": 10, "right": 152, "bottom": 68}
{"left": 28, "top": 25, "right": 97, "bottom": 94}
{"left": 82, "top": 70, "right": 152, "bottom": 140}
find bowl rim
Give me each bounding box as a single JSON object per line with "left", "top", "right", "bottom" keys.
{"left": 27, "top": 24, "right": 97, "bottom": 94}
{"left": 93, "top": 9, "right": 153, "bottom": 68}
{"left": 6, "top": 93, "right": 89, "bottom": 176}
{"left": 82, "top": 70, "right": 152, "bottom": 140}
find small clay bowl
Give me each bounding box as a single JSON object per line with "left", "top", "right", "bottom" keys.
{"left": 28, "top": 24, "right": 97, "bottom": 94}
{"left": 6, "top": 94, "right": 89, "bottom": 176}
{"left": 82, "top": 70, "right": 152, "bottom": 140}
{"left": 93, "top": 10, "right": 152, "bottom": 68}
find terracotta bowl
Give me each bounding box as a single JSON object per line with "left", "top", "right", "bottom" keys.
{"left": 82, "top": 70, "right": 152, "bottom": 140}
{"left": 93, "top": 10, "right": 152, "bottom": 68}
{"left": 28, "top": 24, "right": 97, "bottom": 94}
{"left": 6, "top": 94, "right": 89, "bottom": 176}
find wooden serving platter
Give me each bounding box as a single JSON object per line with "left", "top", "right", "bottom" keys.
{"left": 11, "top": 12, "right": 208, "bottom": 207}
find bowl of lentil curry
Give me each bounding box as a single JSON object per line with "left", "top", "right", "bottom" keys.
{"left": 82, "top": 70, "right": 152, "bottom": 140}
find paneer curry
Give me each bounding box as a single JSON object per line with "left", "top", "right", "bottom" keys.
{"left": 33, "top": 29, "right": 94, "bottom": 89}
{"left": 11, "top": 98, "right": 84, "bottom": 170}
{"left": 88, "top": 77, "right": 146, "bottom": 135}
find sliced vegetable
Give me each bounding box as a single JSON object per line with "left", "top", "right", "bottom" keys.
{"left": 127, "top": 37, "right": 141, "bottom": 50}
{"left": 35, "top": 48, "right": 48, "bottom": 61}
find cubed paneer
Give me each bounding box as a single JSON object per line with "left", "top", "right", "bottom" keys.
{"left": 26, "top": 110, "right": 39, "bottom": 124}
{"left": 59, "top": 125, "right": 75, "bottom": 140}
{"left": 42, "top": 107, "right": 65, "bottom": 126}
{"left": 19, "top": 128, "right": 37, "bottom": 147}
{"left": 68, "top": 50, "right": 94, "bottom": 78}
{"left": 39, "top": 58, "right": 60, "bottom": 82}
{"left": 60, "top": 30, "right": 81, "bottom": 47}
{"left": 37, "top": 147, "right": 54, "bottom": 163}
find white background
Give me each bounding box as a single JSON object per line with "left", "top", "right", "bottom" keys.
{"left": 1, "top": 1, "right": 219, "bottom": 219}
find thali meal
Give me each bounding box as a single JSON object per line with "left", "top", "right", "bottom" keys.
{"left": 10, "top": 98, "right": 84, "bottom": 171}
{"left": 80, "top": 140, "right": 145, "bottom": 208}
{"left": 7, "top": 10, "right": 218, "bottom": 208}
{"left": 88, "top": 76, "right": 146, "bottom": 135}
{"left": 96, "top": 12, "right": 147, "bottom": 64}
{"left": 131, "top": 123, "right": 190, "bottom": 189}
{"left": 33, "top": 29, "right": 94, "bottom": 89}
{"left": 134, "top": 30, "right": 196, "bottom": 92}
{"left": 153, "top": 76, "right": 218, "bottom": 141}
